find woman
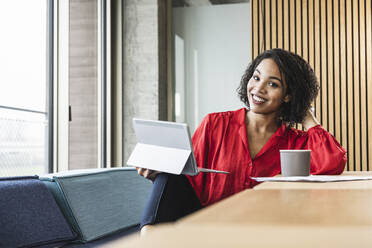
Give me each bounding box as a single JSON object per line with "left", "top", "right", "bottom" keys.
{"left": 137, "top": 48, "right": 347, "bottom": 230}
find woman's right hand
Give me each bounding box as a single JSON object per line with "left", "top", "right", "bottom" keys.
{"left": 136, "top": 167, "right": 161, "bottom": 181}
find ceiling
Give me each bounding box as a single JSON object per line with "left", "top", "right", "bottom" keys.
{"left": 173, "top": 0, "right": 249, "bottom": 7}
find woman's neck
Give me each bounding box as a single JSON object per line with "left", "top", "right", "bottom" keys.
{"left": 245, "top": 110, "right": 280, "bottom": 134}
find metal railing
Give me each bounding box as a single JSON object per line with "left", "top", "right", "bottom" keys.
{"left": 0, "top": 106, "right": 48, "bottom": 177}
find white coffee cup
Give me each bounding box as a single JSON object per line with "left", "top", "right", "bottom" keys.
{"left": 280, "top": 150, "right": 311, "bottom": 176}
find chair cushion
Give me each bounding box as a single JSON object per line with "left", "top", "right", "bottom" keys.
{"left": 0, "top": 176, "right": 76, "bottom": 247}
{"left": 40, "top": 167, "right": 152, "bottom": 242}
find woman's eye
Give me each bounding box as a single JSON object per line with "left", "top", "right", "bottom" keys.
{"left": 268, "top": 82, "right": 279, "bottom": 88}
{"left": 253, "top": 76, "right": 259, "bottom": 81}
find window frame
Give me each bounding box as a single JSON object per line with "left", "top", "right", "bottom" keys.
{"left": 47, "top": 0, "right": 54, "bottom": 173}
{"left": 0, "top": 0, "right": 54, "bottom": 176}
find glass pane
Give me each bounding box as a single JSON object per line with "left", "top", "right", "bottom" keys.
{"left": 0, "top": 0, "right": 48, "bottom": 176}
{"left": 0, "top": 0, "right": 47, "bottom": 112}
{"left": 0, "top": 109, "right": 47, "bottom": 176}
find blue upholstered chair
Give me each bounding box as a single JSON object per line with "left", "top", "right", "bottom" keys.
{"left": 40, "top": 167, "right": 152, "bottom": 243}
{"left": 0, "top": 176, "right": 76, "bottom": 247}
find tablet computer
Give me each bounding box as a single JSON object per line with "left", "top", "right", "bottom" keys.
{"left": 127, "top": 118, "right": 229, "bottom": 176}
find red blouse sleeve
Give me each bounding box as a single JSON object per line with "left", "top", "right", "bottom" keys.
{"left": 186, "top": 115, "right": 211, "bottom": 204}
{"left": 302, "top": 125, "right": 347, "bottom": 175}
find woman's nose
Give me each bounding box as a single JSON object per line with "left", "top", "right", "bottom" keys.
{"left": 254, "top": 80, "right": 266, "bottom": 93}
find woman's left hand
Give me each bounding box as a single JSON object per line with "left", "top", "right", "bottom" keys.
{"left": 302, "top": 107, "right": 320, "bottom": 131}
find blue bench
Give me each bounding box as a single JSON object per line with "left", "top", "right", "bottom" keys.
{"left": 0, "top": 168, "right": 152, "bottom": 247}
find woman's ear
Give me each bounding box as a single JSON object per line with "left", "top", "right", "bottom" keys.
{"left": 284, "top": 95, "right": 291, "bottom": 103}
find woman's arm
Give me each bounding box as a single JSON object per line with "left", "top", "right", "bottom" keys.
{"left": 186, "top": 115, "right": 212, "bottom": 206}
{"left": 301, "top": 110, "right": 347, "bottom": 175}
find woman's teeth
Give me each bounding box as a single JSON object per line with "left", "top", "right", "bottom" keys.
{"left": 252, "top": 95, "right": 265, "bottom": 102}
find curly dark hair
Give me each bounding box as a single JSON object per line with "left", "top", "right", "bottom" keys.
{"left": 237, "top": 48, "right": 319, "bottom": 127}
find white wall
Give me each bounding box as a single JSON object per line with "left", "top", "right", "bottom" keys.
{"left": 173, "top": 3, "right": 251, "bottom": 132}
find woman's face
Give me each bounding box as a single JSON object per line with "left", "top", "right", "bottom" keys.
{"left": 247, "top": 58, "right": 290, "bottom": 115}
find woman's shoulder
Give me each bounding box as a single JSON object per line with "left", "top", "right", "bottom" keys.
{"left": 284, "top": 125, "right": 307, "bottom": 137}
{"left": 196, "top": 108, "right": 245, "bottom": 138}
{"left": 285, "top": 124, "right": 323, "bottom": 138}
{"left": 204, "top": 108, "right": 246, "bottom": 123}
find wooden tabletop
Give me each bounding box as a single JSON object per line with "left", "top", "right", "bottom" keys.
{"left": 254, "top": 171, "right": 372, "bottom": 190}
{"left": 102, "top": 171, "right": 372, "bottom": 247}
{"left": 110, "top": 224, "right": 372, "bottom": 248}
{"left": 181, "top": 188, "right": 372, "bottom": 226}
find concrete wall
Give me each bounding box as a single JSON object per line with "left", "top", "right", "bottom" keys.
{"left": 123, "top": 0, "right": 168, "bottom": 162}
{"left": 66, "top": 0, "right": 168, "bottom": 167}
{"left": 69, "top": 0, "right": 98, "bottom": 169}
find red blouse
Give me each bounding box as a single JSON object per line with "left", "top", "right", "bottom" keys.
{"left": 187, "top": 108, "right": 347, "bottom": 207}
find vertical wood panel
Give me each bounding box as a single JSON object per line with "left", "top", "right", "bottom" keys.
{"left": 258, "top": 0, "right": 264, "bottom": 53}
{"left": 296, "top": 0, "right": 302, "bottom": 56}
{"left": 346, "top": 0, "right": 354, "bottom": 170}
{"left": 252, "top": 0, "right": 255, "bottom": 58}
{"left": 308, "top": 0, "right": 314, "bottom": 72}
{"left": 250, "top": 0, "right": 372, "bottom": 170}
{"left": 367, "top": 0, "right": 372, "bottom": 171}
{"left": 314, "top": 0, "right": 321, "bottom": 120}
{"left": 353, "top": 0, "right": 361, "bottom": 170}
{"left": 252, "top": 0, "right": 259, "bottom": 58}
{"left": 283, "top": 0, "right": 289, "bottom": 50}
{"left": 271, "top": 0, "right": 277, "bottom": 48}
{"left": 333, "top": 0, "right": 341, "bottom": 146}
{"left": 320, "top": 0, "right": 328, "bottom": 130}
{"left": 297, "top": 0, "right": 303, "bottom": 132}
{"left": 339, "top": 0, "right": 348, "bottom": 168}
{"left": 360, "top": 0, "right": 368, "bottom": 171}
{"left": 327, "top": 0, "right": 334, "bottom": 136}
{"left": 289, "top": 0, "right": 296, "bottom": 52}
{"left": 277, "top": 0, "right": 283, "bottom": 48}
{"left": 302, "top": 0, "right": 308, "bottom": 61}
{"left": 265, "top": 0, "right": 271, "bottom": 50}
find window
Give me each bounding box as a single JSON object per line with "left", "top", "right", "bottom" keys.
{"left": 0, "top": 0, "right": 52, "bottom": 176}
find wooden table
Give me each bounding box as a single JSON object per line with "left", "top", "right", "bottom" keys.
{"left": 181, "top": 188, "right": 372, "bottom": 226}
{"left": 254, "top": 171, "right": 372, "bottom": 190}
{"left": 105, "top": 224, "right": 372, "bottom": 248}
{"left": 102, "top": 171, "right": 372, "bottom": 247}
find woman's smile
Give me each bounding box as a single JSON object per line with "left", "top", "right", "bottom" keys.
{"left": 251, "top": 94, "right": 267, "bottom": 104}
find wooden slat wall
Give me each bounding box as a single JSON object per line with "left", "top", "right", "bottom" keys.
{"left": 251, "top": 0, "right": 372, "bottom": 171}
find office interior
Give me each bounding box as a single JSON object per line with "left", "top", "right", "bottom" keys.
{"left": 62, "top": 0, "right": 372, "bottom": 173}
{"left": 0, "top": 0, "right": 372, "bottom": 247}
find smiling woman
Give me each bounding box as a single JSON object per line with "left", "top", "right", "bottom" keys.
{"left": 136, "top": 49, "right": 347, "bottom": 231}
